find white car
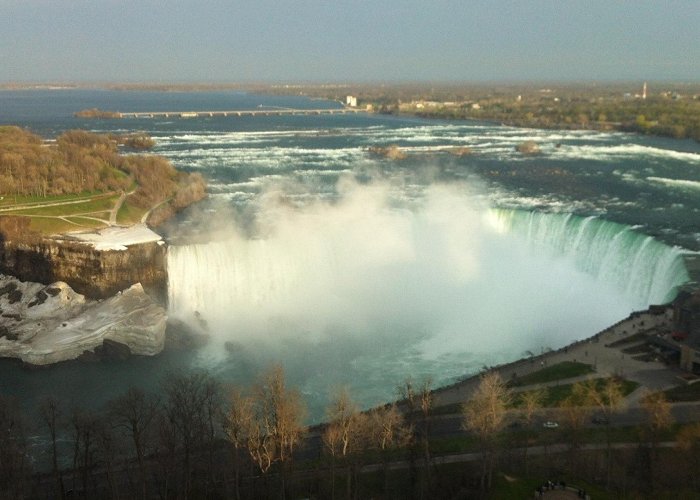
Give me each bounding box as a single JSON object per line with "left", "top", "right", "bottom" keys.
{"left": 542, "top": 421, "right": 559, "bottom": 428}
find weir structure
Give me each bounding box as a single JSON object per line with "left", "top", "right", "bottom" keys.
{"left": 116, "top": 108, "right": 365, "bottom": 119}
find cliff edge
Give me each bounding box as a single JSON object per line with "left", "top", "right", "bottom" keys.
{"left": 0, "top": 225, "right": 168, "bottom": 301}
{"left": 0, "top": 276, "right": 166, "bottom": 365}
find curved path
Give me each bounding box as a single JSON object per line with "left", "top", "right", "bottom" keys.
{"left": 109, "top": 191, "right": 127, "bottom": 225}
{"left": 140, "top": 196, "right": 171, "bottom": 224}
{"left": 0, "top": 192, "right": 116, "bottom": 213}
{"left": 0, "top": 189, "right": 157, "bottom": 230}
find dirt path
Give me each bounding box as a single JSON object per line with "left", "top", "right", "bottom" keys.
{"left": 140, "top": 196, "right": 171, "bottom": 223}
{"left": 109, "top": 191, "right": 127, "bottom": 225}
{"left": 0, "top": 192, "right": 116, "bottom": 213}
{"left": 0, "top": 190, "right": 148, "bottom": 230}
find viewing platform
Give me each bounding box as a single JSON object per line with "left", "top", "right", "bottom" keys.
{"left": 682, "top": 253, "right": 700, "bottom": 294}
{"left": 115, "top": 107, "right": 365, "bottom": 119}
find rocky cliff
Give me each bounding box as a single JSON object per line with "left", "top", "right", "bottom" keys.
{"left": 0, "top": 236, "right": 167, "bottom": 301}
{"left": 0, "top": 276, "right": 166, "bottom": 365}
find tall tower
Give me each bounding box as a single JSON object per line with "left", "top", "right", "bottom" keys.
{"left": 642, "top": 82, "right": 647, "bottom": 100}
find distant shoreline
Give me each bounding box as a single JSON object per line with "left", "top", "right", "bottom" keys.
{"left": 3, "top": 82, "right": 699, "bottom": 142}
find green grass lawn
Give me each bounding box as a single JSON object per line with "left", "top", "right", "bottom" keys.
{"left": 664, "top": 382, "right": 700, "bottom": 402}
{"left": 513, "top": 378, "right": 639, "bottom": 408}
{"left": 27, "top": 216, "right": 107, "bottom": 234}
{"left": 1, "top": 192, "right": 122, "bottom": 234}
{"left": 432, "top": 373, "right": 638, "bottom": 416}
{"left": 1, "top": 196, "right": 117, "bottom": 217}
{"left": 116, "top": 200, "right": 147, "bottom": 225}
{"left": 510, "top": 361, "right": 595, "bottom": 387}
{"left": 0, "top": 191, "right": 106, "bottom": 207}
{"left": 606, "top": 332, "right": 649, "bottom": 348}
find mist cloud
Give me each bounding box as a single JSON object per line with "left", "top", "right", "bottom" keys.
{"left": 167, "top": 178, "right": 634, "bottom": 410}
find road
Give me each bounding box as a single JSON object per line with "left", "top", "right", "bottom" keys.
{"left": 426, "top": 402, "right": 700, "bottom": 439}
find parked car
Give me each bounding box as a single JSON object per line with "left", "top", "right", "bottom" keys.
{"left": 542, "top": 421, "right": 559, "bottom": 428}
{"left": 592, "top": 415, "right": 609, "bottom": 425}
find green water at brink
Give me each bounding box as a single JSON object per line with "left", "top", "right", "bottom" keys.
{"left": 0, "top": 89, "right": 698, "bottom": 423}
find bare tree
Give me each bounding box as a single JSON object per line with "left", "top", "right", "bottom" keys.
{"left": 0, "top": 395, "right": 29, "bottom": 499}
{"left": 640, "top": 389, "right": 673, "bottom": 491}
{"left": 398, "top": 377, "right": 433, "bottom": 497}
{"left": 518, "top": 387, "right": 546, "bottom": 475}
{"left": 675, "top": 423, "right": 700, "bottom": 491}
{"left": 368, "top": 404, "right": 411, "bottom": 495}
{"left": 222, "top": 387, "right": 254, "bottom": 500}
{"left": 559, "top": 381, "right": 591, "bottom": 473}
{"left": 322, "top": 387, "right": 360, "bottom": 500}
{"left": 246, "top": 414, "right": 275, "bottom": 475}
{"left": 153, "top": 411, "right": 178, "bottom": 499}
{"left": 461, "top": 371, "right": 512, "bottom": 492}
{"left": 251, "top": 364, "right": 307, "bottom": 500}
{"left": 108, "top": 387, "right": 159, "bottom": 499}
{"left": 161, "top": 370, "right": 222, "bottom": 498}
{"left": 70, "top": 408, "right": 101, "bottom": 496}
{"left": 40, "top": 396, "right": 65, "bottom": 500}
{"left": 201, "top": 375, "right": 223, "bottom": 495}
{"left": 584, "top": 377, "right": 625, "bottom": 485}
{"left": 640, "top": 390, "right": 673, "bottom": 452}
{"left": 94, "top": 418, "right": 121, "bottom": 500}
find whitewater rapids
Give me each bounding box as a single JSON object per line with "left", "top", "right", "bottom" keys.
{"left": 166, "top": 184, "right": 689, "bottom": 404}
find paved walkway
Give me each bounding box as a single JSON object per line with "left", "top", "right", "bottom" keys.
{"left": 433, "top": 310, "right": 680, "bottom": 408}
{"left": 541, "top": 490, "right": 582, "bottom": 499}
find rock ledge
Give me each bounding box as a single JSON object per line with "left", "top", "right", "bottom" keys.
{"left": 0, "top": 275, "right": 166, "bottom": 365}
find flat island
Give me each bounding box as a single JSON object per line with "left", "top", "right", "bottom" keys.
{"left": 0, "top": 126, "right": 206, "bottom": 364}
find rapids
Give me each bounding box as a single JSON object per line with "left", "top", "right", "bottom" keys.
{"left": 1, "top": 89, "right": 698, "bottom": 420}
{"left": 166, "top": 186, "right": 691, "bottom": 414}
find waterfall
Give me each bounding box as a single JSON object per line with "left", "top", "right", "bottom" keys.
{"left": 167, "top": 235, "right": 338, "bottom": 325}
{"left": 167, "top": 206, "right": 691, "bottom": 339}
{"left": 164, "top": 199, "right": 694, "bottom": 407}
{"left": 486, "top": 209, "right": 691, "bottom": 307}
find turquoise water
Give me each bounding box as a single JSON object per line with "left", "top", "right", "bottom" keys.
{"left": 0, "top": 89, "right": 698, "bottom": 420}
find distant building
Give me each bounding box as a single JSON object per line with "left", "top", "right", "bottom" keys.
{"left": 642, "top": 82, "right": 647, "bottom": 100}
{"left": 676, "top": 290, "right": 700, "bottom": 372}
{"left": 346, "top": 95, "right": 357, "bottom": 107}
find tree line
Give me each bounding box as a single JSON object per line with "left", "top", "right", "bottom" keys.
{"left": 2, "top": 365, "right": 700, "bottom": 499}
{"left": 0, "top": 127, "right": 203, "bottom": 207}
{"left": 0, "top": 127, "right": 205, "bottom": 235}
{"left": 271, "top": 82, "right": 700, "bottom": 142}
{"left": 409, "top": 96, "right": 700, "bottom": 142}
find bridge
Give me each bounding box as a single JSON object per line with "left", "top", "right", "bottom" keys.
{"left": 116, "top": 107, "right": 364, "bottom": 119}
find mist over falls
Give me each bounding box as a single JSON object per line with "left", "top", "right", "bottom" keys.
{"left": 167, "top": 182, "right": 689, "bottom": 410}
{"left": 2, "top": 89, "right": 698, "bottom": 424}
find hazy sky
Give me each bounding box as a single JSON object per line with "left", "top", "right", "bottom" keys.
{"left": 1, "top": 0, "right": 698, "bottom": 83}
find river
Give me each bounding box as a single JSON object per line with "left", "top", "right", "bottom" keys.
{"left": 0, "top": 88, "right": 698, "bottom": 421}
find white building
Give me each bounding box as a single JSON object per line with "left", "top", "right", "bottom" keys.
{"left": 346, "top": 95, "right": 357, "bottom": 107}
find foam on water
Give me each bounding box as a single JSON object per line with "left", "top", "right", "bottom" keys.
{"left": 166, "top": 183, "right": 690, "bottom": 409}
{"left": 647, "top": 177, "right": 700, "bottom": 191}
{"left": 4, "top": 88, "right": 700, "bottom": 424}
{"left": 553, "top": 144, "right": 700, "bottom": 163}
{"left": 486, "top": 209, "right": 690, "bottom": 306}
